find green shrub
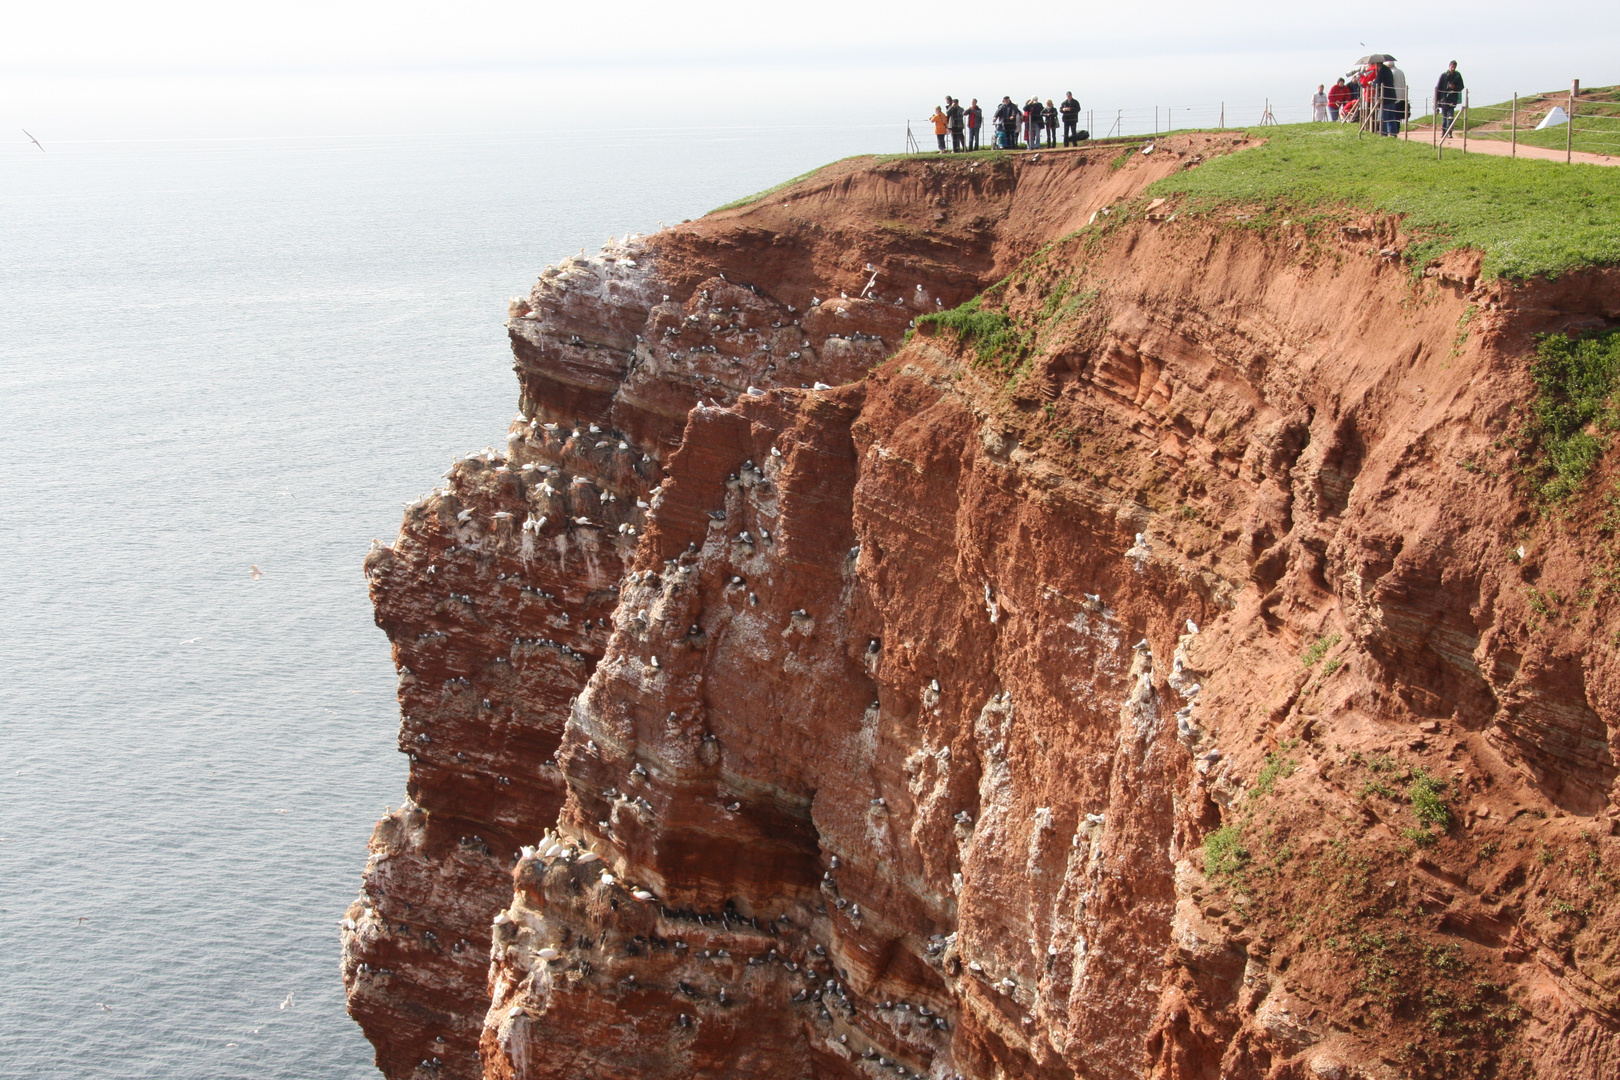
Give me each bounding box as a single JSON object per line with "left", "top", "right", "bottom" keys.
{"left": 1526, "top": 329, "right": 1620, "bottom": 501}
{"left": 1302, "top": 633, "right": 1341, "bottom": 667}
{"left": 1409, "top": 769, "right": 1453, "bottom": 830}
{"left": 1204, "top": 825, "right": 1249, "bottom": 877}
{"left": 917, "top": 298, "right": 1028, "bottom": 376}
{"left": 1253, "top": 752, "right": 1297, "bottom": 797}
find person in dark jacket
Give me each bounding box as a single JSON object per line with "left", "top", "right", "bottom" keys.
{"left": 946, "top": 97, "right": 965, "bottom": 152}
{"left": 967, "top": 99, "right": 983, "bottom": 150}
{"left": 1059, "top": 92, "right": 1081, "bottom": 145}
{"left": 1376, "top": 62, "right": 1399, "bottom": 136}
{"left": 1022, "top": 98, "right": 1042, "bottom": 150}
{"left": 994, "top": 96, "right": 1020, "bottom": 149}
{"left": 1435, "top": 61, "right": 1465, "bottom": 137}
{"left": 1043, "top": 100, "right": 1058, "bottom": 148}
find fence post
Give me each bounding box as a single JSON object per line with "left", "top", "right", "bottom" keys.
{"left": 1511, "top": 92, "right": 1517, "bottom": 157}
{"left": 1568, "top": 80, "right": 1576, "bottom": 163}
{"left": 1462, "top": 90, "right": 1468, "bottom": 153}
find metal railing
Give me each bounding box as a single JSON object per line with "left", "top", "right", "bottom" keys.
{"left": 902, "top": 83, "right": 1618, "bottom": 163}
{"left": 908, "top": 100, "right": 1319, "bottom": 152}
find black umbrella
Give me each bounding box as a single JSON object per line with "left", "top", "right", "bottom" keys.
{"left": 1355, "top": 53, "right": 1396, "bottom": 64}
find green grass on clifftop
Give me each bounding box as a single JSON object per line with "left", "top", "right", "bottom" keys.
{"left": 711, "top": 155, "right": 899, "bottom": 212}
{"left": 1150, "top": 124, "right": 1620, "bottom": 279}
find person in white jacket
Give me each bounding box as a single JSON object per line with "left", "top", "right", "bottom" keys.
{"left": 1312, "top": 85, "right": 1328, "bottom": 122}
{"left": 1389, "top": 64, "right": 1409, "bottom": 134}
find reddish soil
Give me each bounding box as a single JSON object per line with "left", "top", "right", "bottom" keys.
{"left": 343, "top": 133, "right": 1620, "bottom": 1080}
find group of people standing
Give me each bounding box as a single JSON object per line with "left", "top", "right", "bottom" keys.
{"left": 1311, "top": 60, "right": 1466, "bottom": 138}
{"left": 928, "top": 93, "right": 1087, "bottom": 153}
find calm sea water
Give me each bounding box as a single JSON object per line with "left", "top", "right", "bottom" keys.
{"left": 0, "top": 122, "right": 881, "bottom": 1079}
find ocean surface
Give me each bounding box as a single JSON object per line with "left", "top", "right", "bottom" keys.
{"left": 0, "top": 122, "right": 882, "bottom": 1079}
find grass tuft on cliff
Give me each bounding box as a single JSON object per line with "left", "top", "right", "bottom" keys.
{"left": 1150, "top": 123, "right": 1620, "bottom": 280}
{"left": 1523, "top": 328, "right": 1620, "bottom": 501}
{"left": 1203, "top": 825, "right": 1249, "bottom": 878}
{"left": 916, "top": 298, "right": 1029, "bottom": 376}
{"left": 711, "top": 161, "right": 854, "bottom": 212}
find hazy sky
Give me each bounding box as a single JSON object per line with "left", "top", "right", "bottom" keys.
{"left": 5, "top": 1, "right": 1617, "bottom": 139}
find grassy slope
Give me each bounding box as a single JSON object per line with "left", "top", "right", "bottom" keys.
{"left": 1150, "top": 123, "right": 1620, "bottom": 279}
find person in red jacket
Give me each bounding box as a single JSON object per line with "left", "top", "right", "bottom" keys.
{"left": 966, "top": 98, "right": 983, "bottom": 151}
{"left": 1327, "top": 78, "right": 1353, "bottom": 121}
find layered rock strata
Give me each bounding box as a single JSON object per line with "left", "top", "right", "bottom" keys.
{"left": 345, "top": 136, "right": 1620, "bottom": 1080}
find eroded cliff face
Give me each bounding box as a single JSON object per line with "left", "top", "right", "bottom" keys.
{"left": 343, "top": 135, "right": 1620, "bottom": 1080}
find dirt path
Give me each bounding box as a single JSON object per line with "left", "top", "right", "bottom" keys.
{"left": 1405, "top": 130, "right": 1620, "bottom": 166}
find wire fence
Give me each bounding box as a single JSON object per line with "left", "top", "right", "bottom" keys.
{"left": 906, "top": 99, "right": 1320, "bottom": 151}
{"left": 1404, "top": 82, "right": 1620, "bottom": 161}
{"left": 906, "top": 83, "right": 1620, "bottom": 163}
{"left": 1082, "top": 101, "right": 1315, "bottom": 139}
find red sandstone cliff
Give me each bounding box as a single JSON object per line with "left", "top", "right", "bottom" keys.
{"left": 343, "top": 135, "right": 1620, "bottom": 1080}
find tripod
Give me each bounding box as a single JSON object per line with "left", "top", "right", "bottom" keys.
{"left": 905, "top": 122, "right": 920, "bottom": 155}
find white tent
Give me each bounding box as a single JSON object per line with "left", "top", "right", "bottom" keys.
{"left": 1536, "top": 106, "right": 1570, "bottom": 130}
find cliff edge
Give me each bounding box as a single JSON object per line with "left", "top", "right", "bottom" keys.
{"left": 343, "top": 130, "right": 1620, "bottom": 1080}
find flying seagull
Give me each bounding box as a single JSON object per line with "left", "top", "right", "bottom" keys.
{"left": 23, "top": 129, "right": 44, "bottom": 152}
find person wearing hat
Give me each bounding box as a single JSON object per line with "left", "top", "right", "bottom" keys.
{"left": 947, "top": 97, "right": 966, "bottom": 152}
{"left": 1022, "top": 98, "right": 1042, "bottom": 150}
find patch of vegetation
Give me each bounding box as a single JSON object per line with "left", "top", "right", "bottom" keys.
{"left": 1110, "top": 145, "right": 1138, "bottom": 170}
{"left": 1253, "top": 751, "right": 1297, "bottom": 797}
{"left": 1524, "top": 586, "right": 1561, "bottom": 627}
{"left": 1334, "top": 922, "right": 1526, "bottom": 1074}
{"left": 1204, "top": 824, "right": 1249, "bottom": 877}
{"left": 1403, "top": 825, "right": 1440, "bottom": 848}
{"left": 916, "top": 297, "right": 1030, "bottom": 377}
{"left": 1321, "top": 657, "right": 1344, "bottom": 677}
{"left": 1362, "top": 778, "right": 1400, "bottom": 800}
{"left": 1522, "top": 328, "right": 1620, "bottom": 501}
{"left": 1408, "top": 768, "right": 1453, "bottom": 832}
{"left": 1302, "top": 633, "right": 1341, "bottom": 667}
{"left": 1449, "top": 304, "right": 1477, "bottom": 360}
{"left": 1150, "top": 124, "right": 1620, "bottom": 280}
